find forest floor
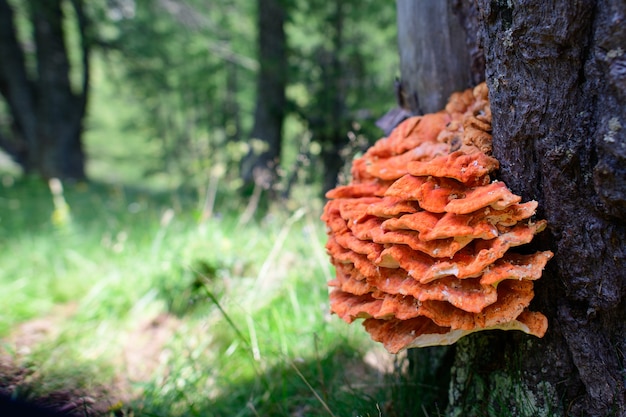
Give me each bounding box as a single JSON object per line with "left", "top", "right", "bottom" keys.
{"left": 1, "top": 309, "right": 182, "bottom": 415}
{"left": 1, "top": 308, "right": 401, "bottom": 416}
{"left": 0, "top": 177, "right": 418, "bottom": 417}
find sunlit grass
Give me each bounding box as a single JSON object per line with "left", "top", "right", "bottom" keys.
{"left": 0, "top": 177, "right": 419, "bottom": 416}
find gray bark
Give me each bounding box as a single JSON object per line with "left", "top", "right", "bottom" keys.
{"left": 396, "top": 0, "right": 476, "bottom": 113}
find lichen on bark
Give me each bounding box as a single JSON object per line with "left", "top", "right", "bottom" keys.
{"left": 446, "top": 334, "right": 562, "bottom": 417}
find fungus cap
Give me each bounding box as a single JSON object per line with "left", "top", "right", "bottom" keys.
{"left": 321, "top": 82, "right": 552, "bottom": 353}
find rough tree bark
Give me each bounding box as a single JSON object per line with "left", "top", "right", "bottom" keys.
{"left": 397, "top": 1, "right": 625, "bottom": 416}
{"left": 446, "top": 2, "right": 625, "bottom": 416}
{"left": 0, "top": 0, "right": 88, "bottom": 179}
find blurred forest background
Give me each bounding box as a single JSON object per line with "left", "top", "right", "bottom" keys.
{"left": 0, "top": 0, "right": 399, "bottom": 198}
{"left": 0, "top": 1, "right": 426, "bottom": 416}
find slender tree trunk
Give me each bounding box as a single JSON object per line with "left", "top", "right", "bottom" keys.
{"left": 300, "top": 0, "right": 353, "bottom": 195}
{"left": 32, "top": 0, "right": 86, "bottom": 179}
{"left": 241, "top": 0, "right": 287, "bottom": 193}
{"left": 0, "top": 0, "right": 38, "bottom": 170}
{"left": 318, "top": 0, "right": 347, "bottom": 195}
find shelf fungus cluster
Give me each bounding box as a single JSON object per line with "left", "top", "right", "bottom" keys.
{"left": 321, "top": 83, "right": 553, "bottom": 353}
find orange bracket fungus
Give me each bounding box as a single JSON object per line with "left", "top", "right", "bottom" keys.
{"left": 321, "top": 83, "right": 553, "bottom": 353}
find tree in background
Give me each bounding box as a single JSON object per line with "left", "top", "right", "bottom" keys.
{"left": 0, "top": 0, "right": 398, "bottom": 197}
{"left": 240, "top": 0, "right": 288, "bottom": 196}
{"left": 397, "top": 1, "right": 625, "bottom": 415}
{"left": 107, "top": 0, "right": 397, "bottom": 197}
{"left": 289, "top": 0, "right": 398, "bottom": 194}
{"left": 241, "top": 0, "right": 399, "bottom": 198}
{"left": 0, "top": 0, "right": 90, "bottom": 180}
{"left": 108, "top": 0, "right": 258, "bottom": 186}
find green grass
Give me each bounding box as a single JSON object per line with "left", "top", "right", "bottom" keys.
{"left": 0, "top": 176, "right": 432, "bottom": 416}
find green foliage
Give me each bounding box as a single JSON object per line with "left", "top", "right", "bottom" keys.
{"left": 93, "top": 0, "right": 258, "bottom": 188}
{"left": 77, "top": 0, "right": 397, "bottom": 193}
{"left": 1, "top": 0, "right": 398, "bottom": 193}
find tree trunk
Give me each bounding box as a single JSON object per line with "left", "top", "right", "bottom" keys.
{"left": 445, "top": 1, "right": 626, "bottom": 416}
{"left": 394, "top": 1, "right": 625, "bottom": 415}
{"left": 0, "top": 0, "right": 88, "bottom": 180}
{"left": 295, "top": 0, "right": 352, "bottom": 196}
{"left": 318, "top": 0, "right": 347, "bottom": 195}
{"left": 396, "top": 0, "right": 478, "bottom": 114}
{"left": 240, "top": 0, "right": 287, "bottom": 193}
{"left": 32, "top": 0, "right": 87, "bottom": 179}
{"left": 0, "top": 0, "right": 38, "bottom": 169}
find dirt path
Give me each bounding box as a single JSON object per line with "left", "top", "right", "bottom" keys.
{"left": 0, "top": 307, "right": 181, "bottom": 416}
{"left": 1, "top": 306, "right": 407, "bottom": 416}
